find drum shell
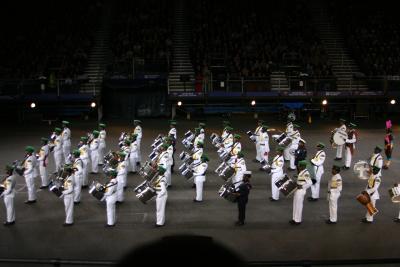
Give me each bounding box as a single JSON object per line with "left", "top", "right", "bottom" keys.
{"left": 356, "top": 192, "right": 370, "bottom": 205}
{"left": 219, "top": 165, "right": 235, "bottom": 181}
{"left": 136, "top": 187, "right": 156, "bottom": 204}
{"left": 275, "top": 175, "right": 297, "bottom": 197}
{"left": 389, "top": 187, "right": 400, "bottom": 203}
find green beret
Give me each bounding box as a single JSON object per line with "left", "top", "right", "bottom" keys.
{"left": 54, "top": 127, "right": 62, "bottom": 133}
{"left": 262, "top": 124, "right": 269, "bottom": 129}
{"left": 348, "top": 122, "right": 357, "bottom": 128}
{"left": 340, "top": 118, "right": 346, "bottom": 123}
{"left": 234, "top": 134, "right": 241, "bottom": 139}
{"left": 124, "top": 140, "right": 131, "bottom": 145}
{"left": 225, "top": 126, "right": 233, "bottom": 131}
{"left": 317, "top": 142, "right": 325, "bottom": 148}
{"left": 332, "top": 165, "right": 341, "bottom": 172}
{"left": 293, "top": 124, "right": 300, "bottom": 129}
{"left": 25, "top": 146, "right": 35, "bottom": 153}
{"left": 237, "top": 151, "right": 244, "bottom": 158}
{"left": 276, "top": 146, "right": 285, "bottom": 152}
{"left": 195, "top": 127, "right": 201, "bottom": 133}
{"left": 298, "top": 160, "right": 308, "bottom": 168}
{"left": 170, "top": 121, "right": 177, "bottom": 126}
{"left": 5, "top": 165, "right": 14, "bottom": 172}
{"left": 62, "top": 121, "right": 70, "bottom": 125}
{"left": 222, "top": 120, "right": 231, "bottom": 126}
{"left": 72, "top": 149, "right": 81, "bottom": 157}
{"left": 117, "top": 151, "right": 127, "bottom": 157}
{"left": 201, "top": 154, "right": 209, "bottom": 162}
{"left": 197, "top": 141, "right": 204, "bottom": 147}
{"left": 41, "top": 137, "right": 49, "bottom": 143}
{"left": 258, "top": 119, "right": 265, "bottom": 123}
{"left": 375, "top": 145, "right": 383, "bottom": 152}
{"left": 92, "top": 130, "right": 100, "bottom": 135}
{"left": 134, "top": 120, "right": 142, "bottom": 124}
{"left": 108, "top": 170, "right": 118, "bottom": 178}
{"left": 161, "top": 143, "right": 169, "bottom": 149}
{"left": 80, "top": 136, "right": 88, "bottom": 142}
{"left": 99, "top": 123, "right": 106, "bottom": 128}
{"left": 199, "top": 122, "right": 206, "bottom": 127}
{"left": 158, "top": 166, "right": 166, "bottom": 174}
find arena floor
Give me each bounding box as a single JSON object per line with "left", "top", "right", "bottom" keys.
{"left": 0, "top": 115, "right": 399, "bottom": 264}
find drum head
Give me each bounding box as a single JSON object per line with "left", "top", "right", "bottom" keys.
{"left": 333, "top": 131, "right": 347, "bottom": 146}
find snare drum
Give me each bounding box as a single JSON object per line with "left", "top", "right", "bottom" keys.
{"left": 136, "top": 186, "right": 157, "bottom": 204}
{"left": 218, "top": 183, "right": 238, "bottom": 202}
{"left": 219, "top": 165, "right": 235, "bottom": 181}
{"left": 181, "top": 167, "right": 194, "bottom": 180}
{"left": 139, "top": 161, "right": 158, "bottom": 181}
{"left": 280, "top": 137, "right": 292, "bottom": 148}
{"left": 275, "top": 133, "right": 287, "bottom": 144}
{"left": 246, "top": 131, "right": 256, "bottom": 142}
{"left": 49, "top": 179, "right": 64, "bottom": 197}
{"left": 332, "top": 130, "right": 347, "bottom": 146}
{"left": 88, "top": 181, "right": 105, "bottom": 201}
{"left": 275, "top": 175, "right": 297, "bottom": 197}
{"left": 389, "top": 186, "right": 400, "bottom": 203}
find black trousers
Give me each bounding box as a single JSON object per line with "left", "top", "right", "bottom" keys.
{"left": 237, "top": 200, "right": 247, "bottom": 223}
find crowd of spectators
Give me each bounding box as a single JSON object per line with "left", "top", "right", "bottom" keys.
{"left": 190, "top": 0, "right": 333, "bottom": 81}
{"left": 329, "top": 0, "right": 400, "bottom": 76}
{"left": 105, "top": 0, "right": 173, "bottom": 79}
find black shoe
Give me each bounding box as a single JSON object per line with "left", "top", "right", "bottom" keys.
{"left": 129, "top": 171, "right": 137, "bottom": 174}
{"left": 361, "top": 218, "right": 372, "bottom": 224}
{"left": 334, "top": 157, "right": 342, "bottom": 161}
{"left": 307, "top": 197, "right": 318, "bottom": 202}
{"left": 289, "top": 220, "right": 301, "bottom": 225}
{"left": 39, "top": 185, "right": 48, "bottom": 189}
{"left": 24, "top": 200, "right": 36, "bottom": 204}
{"left": 98, "top": 164, "right": 104, "bottom": 166}
{"left": 63, "top": 223, "right": 74, "bottom": 227}
{"left": 4, "top": 221, "right": 15, "bottom": 226}
{"left": 193, "top": 199, "right": 203, "bottom": 203}
{"left": 253, "top": 159, "right": 260, "bottom": 163}
{"left": 191, "top": 184, "right": 196, "bottom": 189}
{"left": 116, "top": 201, "right": 123, "bottom": 204}
{"left": 105, "top": 224, "right": 115, "bottom": 228}
{"left": 269, "top": 197, "right": 278, "bottom": 202}
{"left": 394, "top": 218, "right": 400, "bottom": 223}
{"left": 155, "top": 224, "right": 164, "bottom": 228}
{"left": 287, "top": 167, "right": 296, "bottom": 171}
{"left": 81, "top": 185, "right": 88, "bottom": 189}
{"left": 235, "top": 221, "right": 245, "bottom": 226}
{"left": 90, "top": 172, "right": 98, "bottom": 174}
{"left": 259, "top": 167, "right": 265, "bottom": 171}
{"left": 325, "top": 219, "right": 337, "bottom": 224}
{"left": 168, "top": 185, "right": 172, "bottom": 188}
{"left": 383, "top": 165, "right": 389, "bottom": 170}
{"left": 342, "top": 166, "right": 350, "bottom": 170}
{"left": 74, "top": 201, "right": 80, "bottom": 205}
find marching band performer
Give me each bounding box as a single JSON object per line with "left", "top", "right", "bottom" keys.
{"left": 259, "top": 125, "right": 270, "bottom": 164}
{"left": 165, "top": 138, "right": 174, "bottom": 187}
{"left": 343, "top": 123, "right": 357, "bottom": 170}
{"left": 156, "top": 144, "right": 170, "bottom": 176}
{"left": 102, "top": 170, "right": 118, "bottom": 227}
{"left": 230, "top": 134, "right": 242, "bottom": 158}
{"left": 61, "top": 121, "right": 71, "bottom": 164}
{"left": 79, "top": 136, "right": 90, "bottom": 188}
{"left": 361, "top": 166, "right": 381, "bottom": 223}
{"left": 384, "top": 125, "right": 394, "bottom": 169}
{"left": 369, "top": 146, "right": 383, "bottom": 177}
{"left": 284, "top": 118, "right": 295, "bottom": 161}
{"left": 98, "top": 123, "right": 107, "bottom": 165}
{"left": 221, "top": 121, "right": 231, "bottom": 140}
{"left": 293, "top": 139, "right": 307, "bottom": 172}
{"left": 2, "top": 165, "right": 16, "bottom": 226}
{"left": 116, "top": 151, "right": 127, "bottom": 204}
{"left": 155, "top": 166, "right": 168, "bottom": 227}
{"left": 121, "top": 139, "right": 131, "bottom": 168}
{"left": 288, "top": 124, "right": 301, "bottom": 170}
{"left": 53, "top": 127, "right": 64, "bottom": 173}
{"left": 222, "top": 126, "right": 234, "bottom": 156}
{"left": 234, "top": 171, "right": 252, "bottom": 226}
{"left": 309, "top": 142, "right": 326, "bottom": 201}
{"left": 133, "top": 120, "right": 142, "bottom": 165}
{"left": 334, "top": 118, "right": 347, "bottom": 161}
{"left": 198, "top": 122, "right": 206, "bottom": 135}
{"left": 72, "top": 150, "right": 83, "bottom": 204}
{"left": 193, "top": 155, "right": 209, "bottom": 202}
{"left": 38, "top": 137, "right": 50, "bottom": 189}
{"left": 269, "top": 146, "right": 284, "bottom": 201}
{"left": 326, "top": 165, "right": 342, "bottom": 224}
{"left": 168, "top": 120, "right": 177, "bottom": 172}
{"left": 290, "top": 160, "right": 312, "bottom": 225}
{"left": 129, "top": 134, "right": 139, "bottom": 173}
{"left": 89, "top": 130, "right": 100, "bottom": 174}
{"left": 254, "top": 119, "right": 264, "bottom": 163}
{"left": 194, "top": 127, "right": 205, "bottom": 148}
{"left": 230, "top": 152, "right": 247, "bottom": 189}
{"left": 61, "top": 166, "right": 74, "bottom": 226}
{"left": 23, "top": 146, "right": 37, "bottom": 204}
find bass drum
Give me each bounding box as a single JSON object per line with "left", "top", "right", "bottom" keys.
{"left": 332, "top": 130, "right": 348, "bottom": 146}
{"left": 88, "top": 181, "right": 105, "bottom": 201}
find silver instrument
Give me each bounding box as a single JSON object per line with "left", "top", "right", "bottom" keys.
{"left": 389, "top": 185, "right": 400, "bottom": 203}
{"left": 275, "top": 174, "right": 297, "bottom": 197}
{"left": 218, "top": 182, "right": 239, "bottom": 202}
{"left": 353, "top": 160, "right": 370, "bottom": 180}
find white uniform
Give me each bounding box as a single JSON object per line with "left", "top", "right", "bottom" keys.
{"left": 335, "top": 124, "right": 347, "bottom": 159}
{"left": 102, "top": 178, "right": 118, "bottom": 226}
{"left": 370, "top": 153, "right": 383, "bottom": 177}
{"left": 38, "top": 144, "right": 49, "bottom": 187}
{"left": 255, "top": 125, "right": 263, "bottom": 162}
{"left": 129, "top": 140, "right": 139, "bottom": 172}
{"left": 98, "top": 130, "right": 106, "bottom": 165}
{"left": 194, "top": 133, "right": 205, "bottom": 148}
{"left": 231, "top": 142, "right": 242, "bottom": 157}
{"left": 193, "top": 162, "right": 208, "bottom": 201}
{"left": 90, "top": 138, "right": 100, "bottom": 173}
{"left": 121, "top": 145, "right": 131, "bottom": 170}
{"left": 61, "top": 174, "right": 74, "bottom": 224}
{"left": 157, "top": 150, "right": 170, "bottom": 186}
{"left": 23, "top": 155, "right": 37, "bottom": 201}
{"left": 365, "top": 173, "right": 381, "bottom": 222}
{"left": 79, "top": 144, "right": 90, "bottom": 187}
{"left": 289, "top": 130, "right": 301, "bottom": 169}
{"left": 72, "top": 158, "right": 83, "bottom": 202}
{"left": 116, "top": 161, "right": 127, "bottom": 202}
{"left": 223, "top": 133, "right": 233, "bottom": 155}
{"left": 284, "top": 122, "right": 294, "bottom": 160}
{"left": 192, "top": 148, "right": 203, "bottom": 165}
{"left": 310, "top": 150, "right": 326, "bottom": 199}
{"left": 166, "top": 145, "right": 174, "bottom": 186}
{"left": 344, "top": 131, "right": 357, "bottom": 168}
{"left": 2, "top": 174, "right": 16, "bottom": 223}
{"left": 62, "top": 127, "right": 71, "bottom": 164}
{"left": 168, "top": 127, "right": 177, "bottom": 140}
{"left": 134, "top": 125, "right": 143, "bottom": 162}
{"left": 53, "top": 135, "right": 63, "bottom": 172}
{"left": 259, "top": 130, "right": 270, "bottom": 163}
{"left": 231, "top": 157, "right": 246, "bottom": 189}
{"left": 292, "top": 168, "right": 312, "bottom": 223}
{"left": 270, "top": 154, "right": 284, "bottom": 200}
{"left": 328, "top": 173, "right": 342, "bottom": 222}
{"left": 155, "top": 175, "right": 168, "bottom": 226}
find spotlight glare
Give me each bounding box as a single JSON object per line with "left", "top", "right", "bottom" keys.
{"left": 30, "top": 102, "right": 36, "bottom": 109}
{"left": 390, "top": 99, "right": 396, "bottom": 105}
{"left": 177, "top": 101, "right": 182, "bottom": 106}
{"left": 322, "top": 99, "right": 328, "bottom": 106}
{"left": 90, "top": 102, "right": 96, "bottom": 108}
{"left": 251, "top": 100, "right": 256, "bottom": 106}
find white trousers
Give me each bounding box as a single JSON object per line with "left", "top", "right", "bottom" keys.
{"left": 63, "top": 143, "right": 71, "bottom": 164}
{"left": 54, "top": 152, "right": 63, "bottom": 173}
{"left": 106, "top": 195, "right": 117, "bottom": 225}
{"left": 116, "top": 175, "right": 125, "bottom": 202}
{"left": 336, "top": 144, "right": 344, "bottom": 159}
{"left": 284, "top": 147, "right": 291, "bottom": 161}
{"left": 137, "top": 140, "right": 142, "bottom": 163}
{"left": 194, "top": 176, "right": 205, "bottom": 201}
{"left": 156, "top": 194, "right": 167, "bottom": 225}
{"left": 311, "top": 167, "right": 324, "bottom": 199}
{"left": 256, "top": 142, "right": 262, "bottom": 162}
{"left": 4, "top": 194, "right": 15, "bottom": 222}
{"left": 91, "top": 151, "right": 99, "bottom": 173}
{"left": 289, "top": 144, "right": 298, "bottom": 169}
{"left": 129, "top": 154, "right": 138, "bottom": 172}
{"left": 98, "top": 142, "right": 106, "bottom": 164}
{"left": 293, "top": 188, "right": 306, "bottom": 223}
{"left": 366, "top": 198, "right": 377, "bottom": 222}
{"left": 271, "top": 172, "right": 282, "bottom": 200}
{"left": 24, "top": 176, "right": 36, "bottom": 201}
{"left": 73, "top": 174, "right": 82, "bottom": 202}
{"left": 165, "top": 167, "right": 172, "bottom": 186}
{"left": 63, "top": 194, "right": 74, "bottom": 224}
{"left": 39, "top": 163, "right": 48, "bottom": 187}
{"left": 345, "top": 147, "right": 352, "bottom": 168}
{"left": 328, "top": 192, "right": 340, "bottom": 222}
{"left": 81, "top": 158, "right": 89, "bottom": 186}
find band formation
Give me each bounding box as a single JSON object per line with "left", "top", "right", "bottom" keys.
{"left": 0, "top": 115, "right": 398, "bottom": 228}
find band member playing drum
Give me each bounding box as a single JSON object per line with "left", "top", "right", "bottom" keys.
{"left": 393, "top": 183, "right": 400, "bottom": 223}
{"left": 116, "top": 151, "right": 127, "bottom": 204}
{"left": 193, "top": 127, "right": 205, "bottom": 149}
{"left": 254, "top": 119, "right": 264, "bottom": 163}
{"left": 383, "top": 127, "right": 394, "bottom": 169}
{"left": 334, "top": 118, "right": 347, "bottom": 161}
{"left": 98, "top": 123, "right": 107, "bottom": 165}
{"left": 361, "top": 166, "right": 381, "bottom": 223}
{"left": 102, "top": 170, "right": 118, "bottom": 227}
{"left": 133, "top": 120, "right": 142, "bottom": 166}
{"left": 222, "top": 127, "right": 234, "bottom": 156}
{"left": 168, "top": 120, "right": 177, "bottom": 173}
{"left": 259, "top": 125, "right": 270, "bottom": 164}
{"left": 53, "top": 128, "right": 64, "bottom": 173}
{"left": 343, "top": 123, "right": 357, "bottom": 170}
{"left": 2, "top": 165, "right": 16, "bottom": 226}
{"left": 233, "top": 171, "right": 252, "bottom": 226}
{"left": 369, "top": 146, "right": 383, "bottom": 177}
{"left": 293, "top": 139, "right": 307, "bottom": 172}
{"left": 193, "top": 155, "right": 209, "bottom": 202}
{"left": 326, "top": 165, "right": 342, "bottom": 224}
{"left": 23, "top": 146, "right": 38, "bottom": 204}
{"left": 230, "top": 152, "right": 247, "bottom": 189}
{"left": 288, "top": 124, "right": 301, "bottom": 170}
{"left": 79, "top": 136, "right": 90, "bottom": 188}
{"left": 155, "top": 166, "right": 168, "bottom": 227}
{"left": 61, "top": 165, "right": 74, "bottom": 226}
{"left": 269, "top": 146, "right": 285, "bottom": 201}
{"left": 231, "top": 134, "right": 242, "bottom": 157}
{"left": 284, "top": 118, "right": 295, "bottom": 161}
{"left": 290, "top": 160, "right": 312, "bottom": 225}
{"left": 38, "top": 137, "right": 50, "bottom": 189}
{"left": 129, "top": 134, "right": 139, "bottom": 173}
{"left": 72, "top": 150, "right": 83, "bottom": 204}
{"left": 309, "top": 142, "right": 326, "bottom": 201}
